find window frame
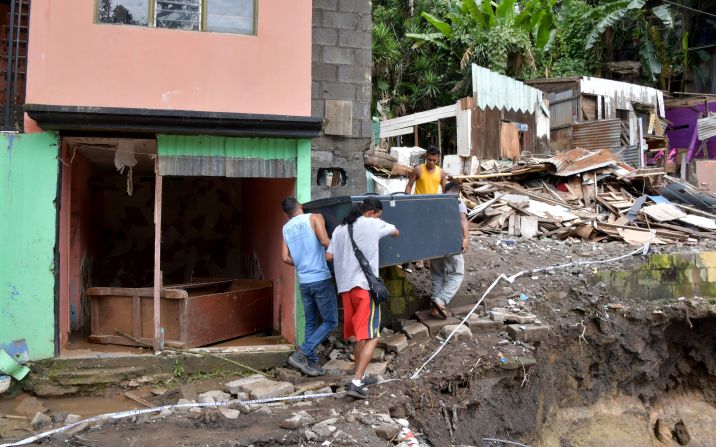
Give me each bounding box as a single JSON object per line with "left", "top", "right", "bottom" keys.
{"left": 95, "top": 0, "right": 258, "bottom": 36}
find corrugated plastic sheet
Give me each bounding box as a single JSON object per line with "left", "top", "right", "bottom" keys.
{"left": 157, "top": 134, "right": 299, "bottom": 159}
{"left": 548, "top": 148, "right": 619, "bottom": 176}
{"left": 697, "top": 114, "right": 716, "bottom": 141}
{"left": 572, "top": 119, "right": 622, "bottom": 150}
{"left": 471, "top": 64, "right": 544, "bottom": 114}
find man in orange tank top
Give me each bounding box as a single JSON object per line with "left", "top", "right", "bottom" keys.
{"left": 405, "top": 146, "right": 447, "bottom": 195}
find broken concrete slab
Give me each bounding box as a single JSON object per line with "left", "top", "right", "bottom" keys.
{"left": 466, "top": 315, "right": 503, "bottom": 332}
{"left": 312, "top": 418, "right": 337, "bottom": 437}
{"left": 323, "top": 359, "right": 354, "bottom": 375}
{"left": 280, "top": 410, "right": 315, "bottom": 429}
{"left": 415, "top": 310, "right": 460, "bottom": 336}
{"left": 449, "top": 304, "right": 479, "bottom": 316}
{"left": 440, "top": 324, "right": 472, "bottom": 341}
{"left": 64, "top": 414, "right": 82, "bottom": 424}
{"left": 490, "top": 308, "right": 537, "bottom": 324}
{"left": 225, "top": 374, "right": 267, "bottom": 395}
{"left": 506, "top": 324, "right": 549, "bottom": 343}
{"left": 379, "top": 333, "right": 408, "bottom": 353}
{"left": 243, "top": 380, "right": 294, "bottom": 400}
{"left": 293, "top": 380, "right": 326, "bottom": 395}
{"left": 375, "top": 424, "right": 401, "bottom": 440}
{"left": 371, "top": 347, "right": 386, "bottom": 362}
{"left": 31, "top": 412, "right": 52, "bottom": 430}
{"left": 198, "top": 390, "right": 231, "bottom": 403}
{"left": 402, "top": 322, "right": 429, "bottom": 341}
{"left": 218, "top": 407, "right": 240, "bottom": 419}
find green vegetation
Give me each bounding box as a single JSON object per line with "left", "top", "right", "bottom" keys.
{"left": 373, "top": 0, "right": 713, "bottom": 118}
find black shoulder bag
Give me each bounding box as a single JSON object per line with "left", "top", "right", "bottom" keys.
{"left": 348, "top": 223, "right": 390, "bottom": 304}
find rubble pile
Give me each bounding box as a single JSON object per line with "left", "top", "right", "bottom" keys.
{"left": 454, "top": 148, "right": 716, "bottom": 244}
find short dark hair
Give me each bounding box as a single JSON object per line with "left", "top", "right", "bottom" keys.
{"left": 426, "top": 146, "right": 440, "bottom": 157}
{"left": 445, "top": 181, "right": 460, "bottom": 193}
{"left": 282, "top": 197, "right": 300, "bottom": 215}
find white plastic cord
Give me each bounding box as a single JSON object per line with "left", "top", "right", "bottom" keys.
{"left": 0, "top": 391, "right": 342, "bottom": 447}
{"left": 410, "top": 244, "right": 649, "bottom": 379}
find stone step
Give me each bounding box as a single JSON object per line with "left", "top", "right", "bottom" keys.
{"left": 402, "top": 322, "right": 429, "bottom": 341}
{"left": 378, "top": 333, "right": 408, "bottom": 353}
{"left": 415, "top": 310, "right": 459, "bottom": 336}
{"left": 50, "top": 367, "right": 146, "bottom": 386}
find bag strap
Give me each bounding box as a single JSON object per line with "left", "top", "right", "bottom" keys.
{"left": 348, "top": 223, "right": 375, "bottom": 279}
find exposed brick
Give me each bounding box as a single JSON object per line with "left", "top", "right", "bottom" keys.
{"left": 338, "top": 0, "right": 372, "bottom": 14}
{"left": 312, "top": 45, "right": 322, "bottom": 63}
{"left": 339, "top": 29, "right": 372, "bottom": 49}
{"left": 358, "top": 13, "right": 373, "bottom": 31}
{"left": 312, "top": 81, "right": 320, "bottom": 98}
{"left": 313, "top": 62, "right": 339, "bottom": 81}
{"left": 402, "top": 323, "right": 429, "bottom": 341}
{"left": 313, "top": 27, "right": 338, "bottom": 46}
{"left": 319, "top": 81, "right": 356, "bottom": 100}
{"left": 378, "top": 333, "right": 408, "bottom": 353}
{"left": 314, "top": 0, "right": 338, "bottom": 11}
{"left": 323, "top": 46, "right": 356, "bottom": 65}
{"left": 356, "top": 48, "right": 372, "bottom": 67}
{"left": 354, "top": 101, "right": 371, "bottom": 119}
{"left": 357, "top": 84, "right": 372, "bottom": 101}
{"left": 339, "top": 65, "right": 371, "bottom": 84}
{"left": 323, "top": 11, "right": 359, "bottom": 29}
{"left": 312, "top": 9, "right": 322, "bottom": 27}
{"left": 440, "top": 324, "right": 473, "bottom": 341}
{"left": 362, "top": 120, "right": 375, "bottom": 139}
{"left": 312, "top": 99, "right": 325, "bottom": 117}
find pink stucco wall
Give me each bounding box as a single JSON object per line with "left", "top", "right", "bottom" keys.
{"left": 26, "top": 0, "right": 312, "bottom": 116}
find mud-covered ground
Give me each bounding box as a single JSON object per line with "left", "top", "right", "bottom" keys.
{"left": 2, "top": 236, "right": 716, "bottom": 447}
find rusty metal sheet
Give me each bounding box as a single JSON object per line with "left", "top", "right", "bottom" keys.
{"left": 547, "top": 148, "right": 619, "bottom": 176}
{"left": 572, "top": 119, "right": 622, "bottom": 150}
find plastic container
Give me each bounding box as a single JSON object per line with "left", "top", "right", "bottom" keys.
{"left": 304, "top": 193, "right": 463, "bottom": 267}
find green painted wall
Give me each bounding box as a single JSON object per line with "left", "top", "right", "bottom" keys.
{"left": 158, "top": 134, "right": 301, "bottom": 159}
{"left": 0, "top": 132, "right": 59, "bottom": 360}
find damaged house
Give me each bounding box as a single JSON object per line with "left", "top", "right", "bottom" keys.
{"left": 0, "top": 0, "right": 372, "bottom": 361}
{"left": 526, "top": 76, "right": 666, "bottom": 165}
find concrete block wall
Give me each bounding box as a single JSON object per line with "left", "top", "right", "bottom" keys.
{"left": 311, "top": 0, "right": 372, "bottom": 199}
{"left": 379, "top": 266, "right": 430, "bottom": 322}
{"left": 596, "top": 252, "right": 716, "bottom": 301}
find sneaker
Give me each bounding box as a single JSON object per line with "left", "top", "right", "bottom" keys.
{"left": 360, "top": 375, "right": 380, "bottom": 385}
{"left": 288, "top": 351, "right": 322, "bottom": 377}
{"left": 345, "top": 381, "right": 369, "bottom": 399}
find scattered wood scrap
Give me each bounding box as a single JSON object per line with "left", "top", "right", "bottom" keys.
{"left": 454, "top": 148, "right": 716, "bottom": 244}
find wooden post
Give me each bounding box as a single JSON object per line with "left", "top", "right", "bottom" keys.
{"left": 153, "top": 168, "right": 163, "bottom": 352}
{"left": 437, "top": 120, "right": 442, "bottom": 152}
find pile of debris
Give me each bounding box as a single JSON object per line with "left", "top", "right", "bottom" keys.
{"left": 455, "top": 148, "right": 716, "bottom": 244}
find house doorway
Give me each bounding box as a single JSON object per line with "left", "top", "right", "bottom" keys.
{"left": 57, "top": 137, "right": 296, "bottom": 357}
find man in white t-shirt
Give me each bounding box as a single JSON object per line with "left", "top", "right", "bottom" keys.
{"left": 326, "top": 197, "right": 399, "bottom": 399}
{"left": 430, "top": 181, "right": 468, "bottom": 318}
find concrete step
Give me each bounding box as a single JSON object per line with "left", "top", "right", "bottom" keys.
{"left": 414, "top": 310, "right": 460, "bottom": 336}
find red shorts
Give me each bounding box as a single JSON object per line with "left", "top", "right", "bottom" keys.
{"left": 341, "top": 287, "right": 381, "bottom": 341}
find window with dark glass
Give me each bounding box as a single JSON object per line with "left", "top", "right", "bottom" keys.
{"left": 96, "top": 0, "right": 256, "bottom": 35}
{"left": 97, "top": 0, "right": 150, "bottom": 26}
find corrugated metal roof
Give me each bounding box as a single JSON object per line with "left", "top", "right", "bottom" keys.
{"left": 572, "top": 119, "right": 622, "bottom": 150}
{"left": 471, "top": 64, "right": 545, "bottom": 115}
{"left": 548, "top": 148, "right": 619, "bottom": 176}
{"left": 579, "top": 77, "right": 665, "bottom": 117}
{"left": 697, "top": 114, "right": 716, "bottom": 141}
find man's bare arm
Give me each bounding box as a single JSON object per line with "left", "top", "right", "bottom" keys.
{"left": 404, "top": 165, "right": 420, "bottom": 194}
{"left": 325, "top": 252, "right": 334, "bottom": 262}
{"left": 310, "top": 213, "right": 331, "bottom": 248}
{"left": 281, "top": 240, "right": 294, "bottom": 266}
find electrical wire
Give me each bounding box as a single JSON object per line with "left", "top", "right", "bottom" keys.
{"left": 662, "top": 0, "right": 716, "bottom": 19}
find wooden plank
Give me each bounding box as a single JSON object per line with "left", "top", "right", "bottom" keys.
{"left": 380, "top": 104, "right": 457, "bottom": 133}
{"left": 500, "top": 121, "right": 520, "bottom": 160}
{"left": 125, "top": 391, "right": 155, "bottom": 408}
{"left": 90, "top": 297, "right": 100, "bottom": 337}
{"left": 86, "top": 287, "right": 187, "bottom": 299}
{"left": 153, "top": 171, "right": 163, "bottom": 352}
{"left": 132, "top": 296, "right": 141, "bottom": 338}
